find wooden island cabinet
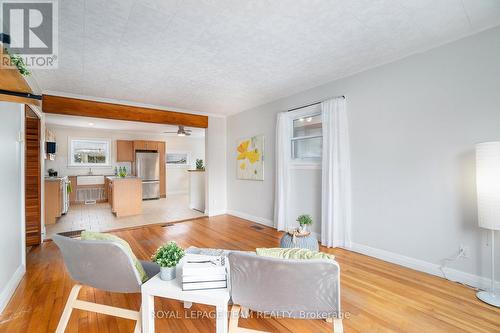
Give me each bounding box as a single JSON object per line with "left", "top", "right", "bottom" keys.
{"left": 107, "top": 176, "right": 142, "bottom": 217}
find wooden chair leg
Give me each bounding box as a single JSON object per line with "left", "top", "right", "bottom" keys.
{"left": 333, "top": 318, "right": 343, "bottom": 333}
{"left": 229, "top": 305, "right": 241, "bottom": 333}
{"left": 56, "top": 284, "right": 82, "bottom": 333}
{"left": 57, "top": 284, "right": 142, "bottom": 333}
{"left": 241, "top": 306, "right": 249, "bottom": 318}
{"left": 229, "top": 304, "right": 270, "bottom": 333}
{"left": 133, "top": 305, "right": 142, "bottom": 333}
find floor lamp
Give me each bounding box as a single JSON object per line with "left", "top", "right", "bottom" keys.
{"left": 476, "top": 142, "right": 500, "bottom": 307}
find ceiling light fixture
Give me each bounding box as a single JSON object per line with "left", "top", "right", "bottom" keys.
{"left": 306, "top": 117, "right": 312, "bottom": 122}
{"left": 88, "top": 122, "right": 95, "bottom": 126}
{"left": 163, "top": 125, "right": 192, "bottom": 136}
{"left": 299, "top": 118, "right": 304, "bottom": 122}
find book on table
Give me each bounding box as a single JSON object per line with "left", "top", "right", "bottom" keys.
{"left": 182, "top": 254, "right": 227, "bottom": 291}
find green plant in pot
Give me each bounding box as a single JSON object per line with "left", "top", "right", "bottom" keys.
{"left": 151, "top": 241, "right": 185, "bottom": 281}
{"left": 296, "top": 214, "right": 313, "bottom": 233}
{"left": 196, "top": 159, "right": 204, "bottom": 170}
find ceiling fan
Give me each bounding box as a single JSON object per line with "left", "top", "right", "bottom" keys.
{"left": 164, "top": 125, "right": 192, "bottom": 136}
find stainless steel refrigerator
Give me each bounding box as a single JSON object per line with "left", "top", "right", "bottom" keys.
{"left": 136, "top": 152, "right": 160, "bottom": 200}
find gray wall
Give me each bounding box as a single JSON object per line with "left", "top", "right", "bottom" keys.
{"left": 227, "top": 26, "right": 500, "bottom": 281}
{"left": 0, "top": 102, "right": 25, "bottom": 313}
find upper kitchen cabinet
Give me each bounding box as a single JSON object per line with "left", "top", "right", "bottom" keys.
{"left": 134, "top": 140, "right": 159, "bottom": 151}
{"left": 116, "top": 140, "right": 134, "bottom": 162}
{"left": 147, "top": 141, "right": 158, "bottom": 151}
{"left": 134, "top": 140, "right": 148, "bottom": 151}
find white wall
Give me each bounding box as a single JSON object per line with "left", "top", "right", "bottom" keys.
{"left": 44, "top": 126, "right": 205, "bottom": 194}
{"left": 0, "top": 102, "right": 25, "bottom": 313}
{"left": 205, "top": 116, "right": 227, "bottom": 216}
{"left": 227, "top": 26, "right": 500, "bottom": 288}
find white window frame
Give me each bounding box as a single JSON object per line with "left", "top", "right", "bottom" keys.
{"left": 289, "top": 106, "right": 322, "bottom": 168}
{"left": 68, "top": 137, "right": 111, "bottom": 168}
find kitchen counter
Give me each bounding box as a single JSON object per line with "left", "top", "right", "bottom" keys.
{"left": 45, "top": 176, "right": 67, "bottom": 181}
{"left": 105, "top": 176, "right": 140, "bottom": 180}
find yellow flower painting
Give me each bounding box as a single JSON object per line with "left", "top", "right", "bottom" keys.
{"left": 236, "top": 135, "right": 264, "bottom": 180}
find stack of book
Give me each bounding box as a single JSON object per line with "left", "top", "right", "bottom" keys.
{"left": 182, "top": 254, "right": 227, "bottom": 291}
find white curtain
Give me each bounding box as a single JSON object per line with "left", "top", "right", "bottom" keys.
{"left": 274, "top": 112, "right": 291, "bottom": 231}
{"left": 321, "top": 97, "right": 352, "bottom": 248}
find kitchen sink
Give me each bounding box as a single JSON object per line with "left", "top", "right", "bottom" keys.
{"left": 77, "top": 175, "right": 105, "bottom": 186}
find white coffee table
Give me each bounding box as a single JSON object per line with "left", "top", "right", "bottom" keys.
{"left": 141, "top": 263, "right": 230, "bottom": 333}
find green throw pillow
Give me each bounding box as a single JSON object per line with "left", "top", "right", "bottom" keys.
{"left": 256, "top": 247, "right": 335, "bottom": 260}
{"left": 80, "top": 230, "right": 148, "bottom": 283}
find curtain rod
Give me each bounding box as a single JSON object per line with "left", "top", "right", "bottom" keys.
{"left": 287, "top": 95, "right": 345, "bottom": 112}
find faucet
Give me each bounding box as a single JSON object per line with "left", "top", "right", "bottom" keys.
{"left": 88, "top": 168, "right": 93, "bottom": 175}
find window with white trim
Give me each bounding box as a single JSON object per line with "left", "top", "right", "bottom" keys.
{"left": 290, "top": 107, "right": 322, "bottom": 163}
{"left": 69, "top": 138, "right": 111, "bottom": 167}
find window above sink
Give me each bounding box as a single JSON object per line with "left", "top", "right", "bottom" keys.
{"left": 68, "top": 138, "right": 111, "bottom": 167}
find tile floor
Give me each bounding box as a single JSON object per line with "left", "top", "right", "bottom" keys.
{"left": 45, "top": 194, "right": 205, "bottom": 239}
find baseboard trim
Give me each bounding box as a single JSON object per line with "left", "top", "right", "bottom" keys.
{"left": 223, "top": 211, "right": 499, "bottom": 290}
{"left": 226, "top": 210, "right": 274, "bottom": 227}
{"left": 207, "top": 209, "right": 227, "bottom": 217}
{"left": 348, "top": 242, "right": 500, "bottom": 291}
{"left": 0, "top": 265, "right": 25, "bottom": 314}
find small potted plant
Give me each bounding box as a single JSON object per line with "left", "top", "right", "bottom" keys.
{"left": 296, "top": 214, "right": 313, "bottom": 233}
{"left": 151, "top": 241, "right": 185, "bottom": 281}
{"left": 196, "top": 159, "right": 204, "bottom": 170}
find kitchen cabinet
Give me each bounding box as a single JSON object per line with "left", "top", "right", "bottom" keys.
{"left": 45, "top": 179, "right": 62, "bottom": 225}
{"left": 117, "top": 140, "right": 134, "bottom": 162}
{"left": 107, "top": 177, "right": 142, "bottom": 217}
{"left": 133, "top": 140, "right": 160, "bottom": 151}
{"left": 134, "top": 140, "right": 148, "bottom": 151}
{"left": 147, "top": 141, "right": 158, "bottom": 151}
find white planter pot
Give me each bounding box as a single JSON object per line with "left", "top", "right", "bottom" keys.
{"left": 160, "top": 266, "right": 176, "bottom": 281}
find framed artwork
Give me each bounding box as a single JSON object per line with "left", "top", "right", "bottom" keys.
{"left": 236, "top": 135, "right": 264, "bottom": 180}
{"left": 166, "top": 151, "right": 190, "bottom": 168}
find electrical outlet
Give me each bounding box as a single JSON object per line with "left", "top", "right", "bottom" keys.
{"left": 459, "top": 244, "right": 470, "bottom": 258}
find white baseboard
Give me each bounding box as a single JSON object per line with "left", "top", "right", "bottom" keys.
{"left": 226, "top": 210, "right": 274, "bottom": 227}
{"left": 207, "top": 209, "right": 227, "bottom": 217}
{"left": 0, "top": 265, "right": 25, "bottom": 314}
{"left": 222, "top": 211, "right": 499, "bottom": 291}
{"left": 348, "top": 242, "right": 500, "bottom": 291}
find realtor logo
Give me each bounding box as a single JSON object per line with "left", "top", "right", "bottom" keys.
{"left": 1, "top": 0, "right": 58, "bottom": 68}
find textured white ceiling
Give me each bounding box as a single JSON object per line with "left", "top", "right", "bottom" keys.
{"left": 45, "top": 114, "right": 205, "bottom": 137}
{"left": 33, "top": 0, "right": 500, "bottom": 115}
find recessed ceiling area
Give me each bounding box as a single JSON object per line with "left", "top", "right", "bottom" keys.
{"left": 44, "top": 114, "right": 205, "bottom": 137}
{"left": 34, "top": 0, "right": 500, "bottom": 115}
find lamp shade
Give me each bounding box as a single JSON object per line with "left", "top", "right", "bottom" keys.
{"left": 476, "top": 142, "right": 500, "bottom": 230}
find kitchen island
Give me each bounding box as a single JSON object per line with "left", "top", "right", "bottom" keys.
{"left": 106, "top": 176, "right": 142, "bottom": 217}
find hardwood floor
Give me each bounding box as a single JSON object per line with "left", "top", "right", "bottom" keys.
{"left": 45, "top": 195, "right": 205, "bottom": 239}
{"left": 1, "top": 215, "right": 499, "bottom": 332}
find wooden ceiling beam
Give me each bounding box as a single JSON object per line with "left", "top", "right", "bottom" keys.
{"left": 42, "top": 95, "right": 209, "bottom": 128}
{"left": 0, "top": 93, "right": 41, "bottom": 107}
